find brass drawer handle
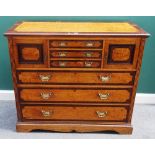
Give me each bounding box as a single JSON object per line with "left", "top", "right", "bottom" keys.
{"left": 85, "top": 52, "right": 92, "bottom": 57}
{"left": 58, "top": 52, "right": 66, "bottom": 57}
{"left": 39, "top": 74, "right": 52, "bottom": 82}
{"left": 98, "top": 93, "right": 110, "bottom": 100}
{"left": 96, "top": 111, "right": 107, "bottom": 118}
{"left": 59, "top": 61, "right": 66, "bottom": 67}
{"left": 85, "top": 61, "right": 93, "bottom": 67}
{"left": 100, "top": 75, "right": 111, "bottom": 82}
{"left": 41, "top": 110, "right": 52, "bottom": 117}
{"left": 59, "top": 42, "right": 66, "bottom": 46}
{"left": 86, "top": 42, "right": 94, "bottom": 47}
{"left": 40, "top": 92, "right": 52, "bottom": 100}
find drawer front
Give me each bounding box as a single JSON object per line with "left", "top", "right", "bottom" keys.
{"left": 22, "top": 106, "right": 128, "bottom": 121}
{"left": 18, "top": 71, "right": 134, "bottom": 85}
{"left": 20, "top": 88, "right": 131, "bottom": 103}
{"left": 49, "top": 40, "right": 103, "bottom": 48}
{"left": 50, "top": 60, "right": 101, "bottom": 68}
{"left": 50, "top": 50, "right": 101, "bottom": 58}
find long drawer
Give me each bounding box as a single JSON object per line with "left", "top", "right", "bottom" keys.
{"left": 22, "top": 105, "right": 128, "bottom": 121}
{"left": 50, "top": 60, "right": 101, "bottom": 68}
{"left": 49, "top": 40, "right": 103, "bottom": 48}
{"left": 50, "top": 50, "right": 102, "bottom": 58}
{"left": 19, "top": 88, "right": 131, "bottom": 103}
{"left": 17, "top": 71, "right": 134, "bottom": 85}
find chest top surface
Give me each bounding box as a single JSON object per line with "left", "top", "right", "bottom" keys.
{"left": 5, "top": 21, "right": 149, "bottom": 37}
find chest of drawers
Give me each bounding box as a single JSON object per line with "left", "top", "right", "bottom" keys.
{"left": 5, "top": 22, "right": 149, "bottom": 134}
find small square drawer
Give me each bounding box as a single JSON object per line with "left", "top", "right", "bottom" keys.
{"left": 49, "top": 40, "right": 103, "bottom": 48}
{"left": 50, "top": 60, "right": 101, "bottom": 68}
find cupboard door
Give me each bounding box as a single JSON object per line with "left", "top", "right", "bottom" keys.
{"left": 104, "top": 38, "right": 140, "bottom": 69}
{"left": 13, "top": 38, "right": 48, "bottom": 68}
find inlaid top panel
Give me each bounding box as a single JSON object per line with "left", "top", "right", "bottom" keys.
{"left": 5, "top": 21, "right": 149, "bottom": 36}
{"left": 15, "top": 22, "right": 138, "bottom": 33}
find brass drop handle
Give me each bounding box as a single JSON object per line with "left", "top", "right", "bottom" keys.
{"left": 39, "top": 74, "right": 52, "bottom": 82}
{"left": 98, "top": 93, "right": 110, "bottom": 100}
{"left": 40, "top": 92, "right": 52, "bottom": 100}
{"left": 85, "top": 61, "right": 93, "bottom": 67}
{"left": 100, "top": 75, "right": 111, "bottom": 82}
{"left": 85, "top": 52, "right": 92, "bottom": 57}
{"left": 59, "top": 42, "right": 66, "bottom": 46}
{"left": 86, "top": 42, "right": 94, "bottom": 47}
{"left": 41, "top": 110, "right": 52, "bottom": 117}
{"left": 96, "top": 111, "right": 107, "bottom": 118}
{"left": 59, "top": 61, "right": 66, "bottom": 67}
{"left": 58, "top": 52, "right": 67, "bottom": 57}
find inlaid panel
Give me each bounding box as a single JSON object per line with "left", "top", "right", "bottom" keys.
{"left": 22, "top": 47, "right": 40, "bottom": 61}
{"left": 108, "top": 44, "right": 135, "bottom": 63}
{"left": 104, "top": 38, "right": 140, "bottom": 69}
{"left": 13, "top": 39, "right": 48, "bottom": 68}
{"left": 18, "top": 44, "right": 43, "bottom": 64}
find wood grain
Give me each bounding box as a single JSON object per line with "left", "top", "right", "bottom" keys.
{"left": 104, "top": 38, "right": 140, "bottom": 69}
{"left": 128, "top": 38, "right": 146, "bottom": 122}
{"left": 17, "top": 71, "right": 134, "bottom": 85}
{"left": 50, "top": 50, "right": 101, "bottom": 58}
{"left": 19, "top": 88, "right": 131, "bottom": 103}
{"left": 112, "top": 48, "right": 130, "bottom": 61}
{"left": 22, "top": 106, "right": 128, "bottom": 121}
{"left": 7, "top": 38, "right": 23, "bottom": 121}
{"left": 16, "top": 122, "right": 133, "bottom": 134}
{"left": 22, "top": 47, "right": 40, "bottom": 60}
{"left": 50, "top": 40, "right": 102, "bottom": 48}
{"left": 5, "top": 21, "right": 149, "bottom": 134}
{"left": 50, "top": 60, "right": 101, "bottom": 68}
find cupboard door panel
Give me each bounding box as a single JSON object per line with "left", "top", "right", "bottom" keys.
{"left": 13, "top": 39, "right": 48, "bottom": 68}
{"left": 104, "top": 38, "right": 140, "bottom": 69}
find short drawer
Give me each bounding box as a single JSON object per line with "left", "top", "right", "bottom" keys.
{"left": 50, "top": 50, "right": 102, "bottom": 58}
{"left": 49, "top": 40, "right": 103, "bottom": 48}
{"left": 19, "top": 88, "right": 131, "bottom": 103}
{"left": 22, "top": 105, "right": 128, "bottom": 121}
{"left": 50, "top": 60, "right": 101, "bottom": 68}
{"left": 17, "top": 71, "right": 135, "bottom": 85}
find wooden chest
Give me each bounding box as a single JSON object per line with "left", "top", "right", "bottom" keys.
{"left": 5, "top": 22, "right": 149, "bottom": 134}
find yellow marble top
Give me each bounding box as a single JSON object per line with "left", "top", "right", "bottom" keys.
{"left": 14, "top": 22, "right": 139, "bottom": 33}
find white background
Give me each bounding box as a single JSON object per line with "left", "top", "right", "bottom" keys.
{"left": 0, "top": 0, "right": 155, "bottom": 16}
{"left": 0, "top": 0, "right": 155, "bottom": 154}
